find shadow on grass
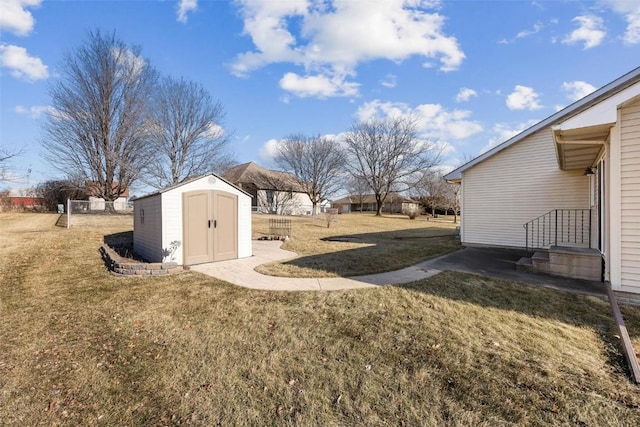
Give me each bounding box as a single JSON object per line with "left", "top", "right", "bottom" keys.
{"left": 279, "top": 228, "right": 459, "bottom": 277}
{"left": 395, "top": 271, "right": 640, "bottom": 379}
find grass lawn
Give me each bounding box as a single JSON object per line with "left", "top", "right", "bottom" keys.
{"left": 253, "top": 213, "right": 460, "bottom": 277}
{"left": 1, "top": 213, "right": 639, "bottom": 425}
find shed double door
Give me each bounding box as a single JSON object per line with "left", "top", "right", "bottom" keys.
{"left": 183, "top": 190, "right": 238, "bottom": 265}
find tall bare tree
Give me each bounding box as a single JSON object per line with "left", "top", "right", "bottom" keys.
{"left": 43, "top": 30, "right": 158, "bottom": 206}
{"left": 343, "top": 116, "right": 441, "bottom": 216}
{"left": 144, "top": 76, "right": 234, "bottom": 189}
{"left": 0, "top": 146, "right": 24, "bottom": 182}
{"left": 275, "top": 134, "right": 346, "bottom": 215}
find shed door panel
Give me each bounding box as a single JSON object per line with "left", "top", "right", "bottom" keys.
{"left": 213, "top": 191, "right": 238, "bottom": 261}
{"left": 183, "top": 191, "right": 213, "bottom": 265}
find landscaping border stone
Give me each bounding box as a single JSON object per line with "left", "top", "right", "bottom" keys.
{"left": 100, "top": 244, "right": 183, "bottom": 276}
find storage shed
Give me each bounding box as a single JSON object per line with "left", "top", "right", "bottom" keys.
{"left": 133, "top": 173, "right": 252, "bottom": 266}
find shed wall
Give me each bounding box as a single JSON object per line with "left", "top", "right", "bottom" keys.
{"left": 461, "top": 129, "right": 589, "bottom": 248}
{"left": 238, "top": 195, "right": 252, "bottom": 258}
{"left": 620, "top": 99, "right": 640, "bottom": 293}
{"left": 133, "top": 195, "right": 163, "bottom": 262}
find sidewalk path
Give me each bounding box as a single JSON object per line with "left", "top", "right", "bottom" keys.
{"left": 191, "top": 241, "right": 607, "bottom": 296}
{"left": 190, "top": 240, "right": 442, "bottom": 291}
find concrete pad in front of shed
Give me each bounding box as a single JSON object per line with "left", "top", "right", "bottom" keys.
{"left": 189, "top": 240, "right": 440, "bottom": 291}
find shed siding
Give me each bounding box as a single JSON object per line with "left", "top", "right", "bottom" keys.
{"left": 161, "top": 191, "right": 183, "bottom": 263}
{"left": 461, "top": 129, "right": 589, "bottom": 248}
{"left": 133, "top": 195, "right": 163, "bottom": 262}
{"left": 620, "top": 100, "right": 640, "bottom": 293}
{"left": 238, "top": 195, "right": 252, "bottom": 258}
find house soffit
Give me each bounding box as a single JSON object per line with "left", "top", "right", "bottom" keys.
{"left": 553, "top": 123, "right": 611, "bottom": 170}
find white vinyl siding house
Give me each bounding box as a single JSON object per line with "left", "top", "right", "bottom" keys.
{"left": 619, "top": 99, "right": 640, "bottom": 293}
{"left": 462, "top": 129, "right": 588, "bottom": 248}
{"left": 134, "top": 173, "right": 252, "bottom": 266}
{"left": 446, "top": 67, "right": 640, "bottom": 295}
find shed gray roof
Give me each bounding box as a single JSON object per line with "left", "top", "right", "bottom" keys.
{"left": 444, "top": 66, "right": 640, "bottom": 181}
{"left": 132, "top": 172, "right": 251, "bottom": 201}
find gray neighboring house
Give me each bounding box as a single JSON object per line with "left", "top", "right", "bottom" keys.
{"left": 223, "top": 162, "right": 316, "bottom": 215}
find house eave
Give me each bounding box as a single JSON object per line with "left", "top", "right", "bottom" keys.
{"left": 444, "top": 66, "right": 640, "bottom": 181}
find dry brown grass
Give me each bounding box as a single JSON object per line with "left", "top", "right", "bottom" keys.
{"left": 1, "top": 213, "right": 640, "bottom": 426}
{"left": 253, "top": 213, "right": 460, "bottom": 277}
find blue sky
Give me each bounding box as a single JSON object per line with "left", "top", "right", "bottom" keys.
{"left": 1, "top": 0, "right": 639, "bottom": 194}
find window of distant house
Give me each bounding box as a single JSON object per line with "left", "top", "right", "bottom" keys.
{"left": 266, "top": 191, "right": 274, "bottom": 204}
{"left": 140, "top": 208, "right": 144, "bottom": 224}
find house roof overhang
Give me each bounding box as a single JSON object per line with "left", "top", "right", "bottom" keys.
{"left": 552, "top": 123, "right": 611, "bottom": 171}
{"left": 444, "top": 66, "right": 640, "bottom": 182}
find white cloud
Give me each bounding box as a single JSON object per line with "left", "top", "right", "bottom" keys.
{"left": 562, "top": 15, "right": 606, "bottom": 49}
{"left": 0, "top": 0, "right": 41, "bottom": 36}
{"left": 380, "top": 74, "right": 397, "bottom": 88}
{"left": 14, "top": 104, "right": 54, "bottom": 119}
{"left": 279, "top": 72, "right": 360, "bottom": 98}
{"left": 602, "top": 0, "right": 640, "bottom": 44}
{"left": 516, "top": 21, "right": 543, "bottom": 39}
{"left": 455, "top": 87, "right": 477, "bottom": 103}
{"left": 506, "top": 85, "right": 542, "bottom": 110}
{"left": 202, "top": 122, "right": 224, "bottom": 139}
{"left": 480, "top": 120, "right": 539, "bottom": 153}
{"left": 561, "top": 80, "right": 596, "bottom": 101}
{"left": 177, "top": 0, "right": 198, "bottom": 23}
{"left": 0, "top": 44, "right": 48, "bottom": 81}
{"left": 258, "top": 138, "right": 282, "bottom": 166}
{"left": 355, "top": 99, "right": 483, "bottom": 142}
{"left": 231, "top": 0, "right": 465, "bottom": 98}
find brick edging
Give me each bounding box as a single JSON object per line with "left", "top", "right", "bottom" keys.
{"left": 99, "top": 245, "right": 183, "bottom": 276}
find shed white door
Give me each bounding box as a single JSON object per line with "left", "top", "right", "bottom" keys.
{"left": 183, "top": 190, "right": 238, "bottom": 265}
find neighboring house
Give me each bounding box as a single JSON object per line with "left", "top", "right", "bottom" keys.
{"left": 7, "top": 189, "right": 44, "bottom": 210}
{"left": 223, "top": 162, "right": 315, "bottom": 215}
{"left": 85, "top": 181, "right": 130, "bottom": 210}
{"left": 332, "top": 193, "right": 420, "bottom": 214}
{"left": 444, "top": 66, "right": 640, "bottom": 296}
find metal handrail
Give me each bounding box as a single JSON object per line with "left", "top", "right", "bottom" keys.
{"left": 523, "top": 209, "right": 591, "bottom": 254}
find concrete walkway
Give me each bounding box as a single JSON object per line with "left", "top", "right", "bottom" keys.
{"left": 190, "top": 240, "right": 443, "bottom": 291}
{"left": 191, "top": 241, "right": 607, "bottom": 296}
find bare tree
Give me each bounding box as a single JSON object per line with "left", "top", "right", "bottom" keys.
{"left": 0, "top": 146, "right": 24, "bottom": 182}
{"left": 275, "top": 134, "right": 346, "bottom": 215}
{"left": 442, "top": 181, "right": 460, "bottom": 223}
{"left": 144, "top": 76, "right": 234, "bottom": 189}
{"left": 43, "top": 30, "right": 158, "bottom": 207}
{"left": 347, "top": 175, "right": 369, "bottom": 212}
{"left": 413, "top": 170, "right": 447, "bottom": 217}
{"left": 256, "top": 172, "right": 301, "bottom": 215}
{"left": 343, "top": 116, "right": 441, "bottom": 216}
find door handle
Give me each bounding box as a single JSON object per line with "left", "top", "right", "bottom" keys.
{"left": 208, "top": 220, "right": 211, "bottom": 228}
{"left": 214, "top": 220, "right": 217, "bottom": 228}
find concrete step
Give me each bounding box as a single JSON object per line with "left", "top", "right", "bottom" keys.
{"left": 548, "top": 246, "right": 602, "bottom": 281}
{"left": 516, "top": 256, "right": 533, "bottom": 272}
{"left": 531, "top": 250, "right": 550, "bottom": 273}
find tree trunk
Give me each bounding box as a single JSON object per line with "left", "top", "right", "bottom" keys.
{"left": 375, "top": 194, "right": 383, "bottom": 216}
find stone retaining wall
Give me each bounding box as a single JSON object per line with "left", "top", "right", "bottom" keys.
{"left": 100, "top": 245, "right": 183, "bottom": 276}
